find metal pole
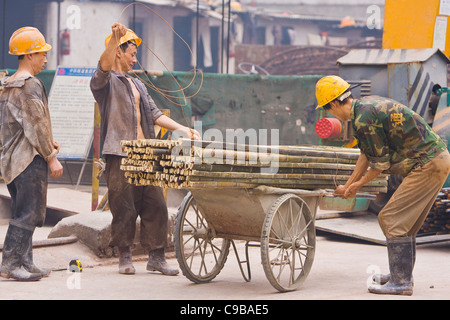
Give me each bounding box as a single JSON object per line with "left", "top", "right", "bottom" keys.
{"left": 132, "top": 1, "right": 136, "bottom": 31}
{"left": 57, "top": 0, "right": 61, "bottom": 66}
{"left": 226, "top": 0, "right": 231, "bottom": 74}
{"left": 221, "top": 0, "right": 225, "bottom": 73}
{"left": 1, "top": 0, "right": 6, "bottom": 68}
{"left": 196, "top": 0, "right": 199, "bottom": 68}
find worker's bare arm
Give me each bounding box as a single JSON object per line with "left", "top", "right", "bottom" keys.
{"left": 99, "top": 23, "right": 127, "bottom": 71}
{"left": 154, "top": 115, "right": 201, "bottom": 140}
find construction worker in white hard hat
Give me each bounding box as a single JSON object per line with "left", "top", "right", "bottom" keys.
{"left": 315, "top": 75, "right": 450, "bottom": 296}
{"left": 0, "top": 27, "right": 63, "bottom": 281}
{"left": 90, "top": 23, "right": 200, "bottom": 277}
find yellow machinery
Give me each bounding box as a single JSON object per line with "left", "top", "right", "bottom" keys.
{"left": 383, "top": 0, "right": 450, "bottom": 56}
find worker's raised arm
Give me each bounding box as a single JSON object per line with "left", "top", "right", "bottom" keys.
{"left": 100, "top": 23, "right": 127, "bottom": 71}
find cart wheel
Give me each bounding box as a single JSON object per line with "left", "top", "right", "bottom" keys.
{"left": 261, "top": 193, "right": 316, "bottom": 292}
{"left": 174, "top": 192, "right": 231, "bottom": 283}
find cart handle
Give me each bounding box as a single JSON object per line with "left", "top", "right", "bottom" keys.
{"left": 324, "top": 193, "right": 377, "bottom": 200}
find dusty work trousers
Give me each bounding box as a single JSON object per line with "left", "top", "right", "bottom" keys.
{"left": 105, "top": 155, "right": 168, "bottom": 252}
{"left": 6, "top": 155, "right": 48, "bottom": 231}
{"left": 378, "top": 150, "right": 450, "bottom": 238}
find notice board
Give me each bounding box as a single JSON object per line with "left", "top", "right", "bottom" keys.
{"left": 48, "top": 67, "right": 96, "bottom": 159}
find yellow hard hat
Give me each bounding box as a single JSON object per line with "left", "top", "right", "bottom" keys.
{"left": 104, "top": 29, "right": 142, "bottom": 48}
{"left": 315, "top": 75, "right": 350, "bottom": 109}
{"left": 8, "top": 27, "right": 52, "bottom": 56}
{"left": 231, "top": 1, "right": 242, "bottom": 11}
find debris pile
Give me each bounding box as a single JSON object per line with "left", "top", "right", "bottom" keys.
{"left": 120, "top": 138, "right": 388, "bottom": 192}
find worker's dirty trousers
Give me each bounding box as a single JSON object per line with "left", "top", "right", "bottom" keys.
{"left": 6, "top": 155, "right": 48, "bottom": 230}
{"left": 378, "top": 150, "right": 450, "bottom": 238}
{"left": 105, "top": 155, "right": 168, "bottom": 251}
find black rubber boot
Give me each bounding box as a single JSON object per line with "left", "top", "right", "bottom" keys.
{"left": 372, "top": 237, "right": 416, "bottom": 285}
{"left": 368, "top": 236, "right": 414, "bottom": 296}
{"left": 0, "top": 224, "right": 42, "bottom": 281}
{"left": 22, "top": 235, "right": 51, "bottom": 278}
{"left": 118, "top": 246, "right": 135, "bottom": 275}
{"left": 147, "top": 248, "right": 179, "bottom": 276}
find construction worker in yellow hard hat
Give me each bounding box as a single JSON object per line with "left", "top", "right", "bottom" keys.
{"left": 315, "top": 75, "right": 351, "bottom": 110}
{"left": 0, "top": 26, "right": 63, "bottom": 281}
{"left": 99, "top": 24, "right": 143, "bottom": 75}
{"left": 315, "top": 74, "right": 450, "bottom": 297}
{"left": 90, "top": 23, "right": 199, "bottom": 277}
{"left": 104, "top": 28, "right": 142, "bottom": 48}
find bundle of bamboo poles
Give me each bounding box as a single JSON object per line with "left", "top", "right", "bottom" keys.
{"left": 119, "top": 138, "right": 388, "bottom": 193}
{"left": 419, "top": 188, "right": 450, "bottom": 235}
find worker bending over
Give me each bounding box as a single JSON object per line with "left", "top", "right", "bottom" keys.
{"left": 315, "top": 75, "right": 450, "bottom": 296}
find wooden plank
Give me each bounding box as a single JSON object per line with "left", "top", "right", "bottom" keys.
{"left": 315, "top": 210, "right": 450, "bottom": 246}
{"left": 315, "top": 211, "right": 387, "bottom": 245}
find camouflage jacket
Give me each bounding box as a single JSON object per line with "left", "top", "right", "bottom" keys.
{"left": 351, "top": 96, "right": 446, "bottom": 177}
{"left": 0, "top": 75, "right": 57, "bottom": 184}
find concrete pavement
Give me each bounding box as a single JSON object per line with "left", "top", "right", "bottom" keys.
{"left": 0, "top": 183, "right": 449, "bottom": 301}
{"left": 1, "top": 229, "right": 449, "bottom": 300}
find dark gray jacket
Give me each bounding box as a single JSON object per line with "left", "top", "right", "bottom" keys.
{"left": 90, "top": 63, "right": 163, "bottom": 156}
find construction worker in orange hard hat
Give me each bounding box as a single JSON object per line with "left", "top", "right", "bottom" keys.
{"left": 8, "top": 26, "right": 52, "bottom": 56}
{"left": 0, "top": 26, "right": 63, "bottom": 281}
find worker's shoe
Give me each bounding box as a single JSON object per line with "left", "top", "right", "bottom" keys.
{"left": 118, "top": 246, "right": 135, "bottom": 275}
{"left": 22, "top": 235, "right": 51, "bottom": 278}
{"left": 372, "top": 237, "right": 416, "bottom": 286}
{"left": 146, "top": 248, "right": 178, "bottom": 276}
{"left": 0, "top": 224, "right": 42, "bottom": 281}
{"left": 368, "top": 236, "right": 414, "bottom": 296}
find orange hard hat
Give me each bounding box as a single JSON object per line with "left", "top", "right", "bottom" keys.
{"left": 340, "top": 16, "right": 356, "bottom": 28}
{"left": 104, "top": 29, "right": 142, "bottom": 48}
{"left": 8, "top": 27, "right": 52, "bottom": 56}
{"left": 315, "top": 75, "right": 351, "bottom": 109}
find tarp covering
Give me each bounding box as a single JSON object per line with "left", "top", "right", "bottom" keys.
{"left": 2, "top": 69, "right": 323, "bottom": 147}
{"left": 144, "top": 71, "right": 322, "bottom": 146}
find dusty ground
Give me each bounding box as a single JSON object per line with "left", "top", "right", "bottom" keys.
{"left": 0, "top": 228, "right": 449, "bottom": 301}
{"left": 0, "top": 184, "right": 449, "bottom": 302}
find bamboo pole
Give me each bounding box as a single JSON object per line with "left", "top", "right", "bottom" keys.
{"left": 91, "top": 103, "right": 101, "bottom": 211}
{"left": 119, "top": 138, "right": 388, "bottom": 193}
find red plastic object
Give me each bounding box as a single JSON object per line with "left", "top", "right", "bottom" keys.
{"left": 315, "top": 118, "right": 342, "bottom": 139}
